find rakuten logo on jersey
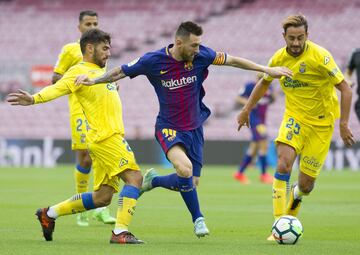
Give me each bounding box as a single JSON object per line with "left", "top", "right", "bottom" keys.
{"left": 161, "top": 76, "right": 197, "bottom": 90}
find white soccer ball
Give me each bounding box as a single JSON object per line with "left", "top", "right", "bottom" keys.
{"left": 271, "top": 215, "right": 303, "bottom": 244}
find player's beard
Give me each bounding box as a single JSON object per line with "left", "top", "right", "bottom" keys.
{"left": 93, "top": 48, "right": 107, "bottom": 68}
{"left": 289, "top": 44, "right": 305, "bottom": 57}
{"left": 183, "top": 52, "right": 194, "bottom": 62}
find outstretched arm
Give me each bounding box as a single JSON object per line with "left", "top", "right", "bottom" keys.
{"left": 237, "top": 78, "right": 271, "bottom": 131}
{"left": 6, "top": 80, "right": 71, "bottom": 106}
{"left": 7, "top": 89, "right": 34, "bottom": 106}
{"left": 335, "top": 80, "right": 355, "bottom": 146}
{"left": 75, "top": 67, "right": 126, "bottom": 86}
{"left": 224, "top": 55, "right": 292, "bottom": 79}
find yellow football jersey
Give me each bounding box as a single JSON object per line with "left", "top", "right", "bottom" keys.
{"left": 54, "top": 41, "right": 84, "bottom": 120}
{"left": 264, "top": 40, "right": 344, "bottom": 126}
{"left": 34, "top": 62, "right": 125, "bottom": 143}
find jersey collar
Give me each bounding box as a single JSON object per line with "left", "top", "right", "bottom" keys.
{"left": 81, "top": 61, "right": 102, "bottom": 69}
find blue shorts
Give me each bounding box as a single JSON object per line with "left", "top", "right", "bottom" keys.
{"left": 250, "top": 124, "right": 267, "bottom": 141}
{"left": 155, "top": 126, "right": 204, "bottom": 177}
{"left": 249, "top": 117, "right": 267, "bottom": 141}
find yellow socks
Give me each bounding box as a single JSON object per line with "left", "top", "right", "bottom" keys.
{"left": 272, "top": 172, "right": 290, "bottom": 219}
{"left": 75, "top": 164, "right": 91, "bottom": 193}
{"left": 48, "top": 192, "right": 96, "bottom": 218}
{"left": 114, "top": 185, "right": 140, "bottom": 233}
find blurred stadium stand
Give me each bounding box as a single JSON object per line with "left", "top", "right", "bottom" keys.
{"left": 0, "top": 0, "right": 359, "bottom": 140}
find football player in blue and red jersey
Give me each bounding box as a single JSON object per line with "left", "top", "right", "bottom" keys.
{"left": 76, "top": 21, "right": 292, "bottom": 238}
{"left": 234, "top": 74, "right": 275, "bottom": 184}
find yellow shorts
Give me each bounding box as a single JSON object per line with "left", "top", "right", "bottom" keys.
{"left": 275, "top": 114, "right": 334, "bottom": 178}
{"left": 70, "top": 113, "right": 89, "bottom": 150}
{"left": 87, "top": 134, "right": 140, "bottom": 192}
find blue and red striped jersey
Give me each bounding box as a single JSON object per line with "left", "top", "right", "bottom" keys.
{"left": 239, "top": 82, "right": 274, "bottom": 124}
{"left": 122, "top": 44, "right": 227, "bottom": 130}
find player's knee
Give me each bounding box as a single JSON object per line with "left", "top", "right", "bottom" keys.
{"left": 173, "top": 160, "right": 192, "bottom": 177}
{"left": 259, "top": 144, "right": 268, "bottom": 155}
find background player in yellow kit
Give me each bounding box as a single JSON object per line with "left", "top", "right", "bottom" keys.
{"left": 236, "top": 14, "right": 355, "bottom": 240}
{"left": 52, "top": 10, "right": 115, "bottom": 226}
{"left": 7, "top": 29, "right": 144, "bottom": 244}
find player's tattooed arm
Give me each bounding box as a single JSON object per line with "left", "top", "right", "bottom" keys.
{"left": 75, "top": 67, "right": 126, "bottom": 86}
{"left": 94, "top": 67, "right": 126, "bottom": 84}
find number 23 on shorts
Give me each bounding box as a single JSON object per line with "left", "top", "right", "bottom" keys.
{"left": 285, "top": 117, "right": 300, "bottom": 135}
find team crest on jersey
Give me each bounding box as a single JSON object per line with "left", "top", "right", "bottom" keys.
{"left": 324, "top": 56, "right": 330, "bottom": 65}
{"left": 184, "top": 61, "right": 193, "bottom": 71}
{"left": 119, "top": 158, "right": 129, "bottom": 167}
{"left": 286, "top": 130, "right": 293, "bottom": 140}
{"left": 106, "top": 83, "right": 117, "bottom": 91}
{"left": 299, "top": 62, "right": 306, "bottom": 73}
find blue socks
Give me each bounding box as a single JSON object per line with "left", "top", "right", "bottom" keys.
{"left": 178, "top": 176, "right": 203, "bottom": 222}
{"left": 259, "top": 155, "right": 267, "bottom": 174}
{"left": 239, "top": 154, "right": 252, "bottom": 173}
{"left": 152, "top": 173, "right": 179, "bottom": 191}
{"left": 152, "top": 174, "right": 202, "bottom": 222}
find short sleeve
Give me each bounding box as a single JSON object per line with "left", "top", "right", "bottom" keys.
{"left": 201, "top": 46, "right": 227, "bottom": 66}
{"left": 318, "top": 51, "right": 344, "bottom": 85}
{"left": 121, "top": 53, "right": 152, "bottom": 78}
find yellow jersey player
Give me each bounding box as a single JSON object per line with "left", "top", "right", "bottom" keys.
{"left": 52, "top": 10, "right": 115, "bottom": 226}
{"left": 236, "top": 15, "right": 355, "bottom": 241}
{"left": 7, "top": 29, "right": 144, "bottom": 244}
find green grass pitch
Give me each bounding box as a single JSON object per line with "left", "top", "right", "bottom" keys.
{"left": 0, "top": 165, "right": 359, "bottom": 255}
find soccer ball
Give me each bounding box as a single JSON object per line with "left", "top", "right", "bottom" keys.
{"left": 271, "top": 215, "right": 303, "bottom": 244}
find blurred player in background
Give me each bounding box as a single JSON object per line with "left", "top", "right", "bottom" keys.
{"left": 76, "top": 21, "right": 292, "bottom": 238}
{"left": 344, "top": 48, "right": 360, "bottom": 122}
{"left": 237, "top": 15, "right": 355, "bottom": 241}
{"left": 233, "top": 73, "right": 274, "bottom": 184}
{"left": 7, "top": 29, "right": 144, "bottom": 244}
{"left": 52, "top": 10, "right": 115, "bottom": 226}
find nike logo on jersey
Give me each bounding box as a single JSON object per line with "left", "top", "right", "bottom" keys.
{"left": 160, "top": 70, "right": 169, "bottom": 75}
